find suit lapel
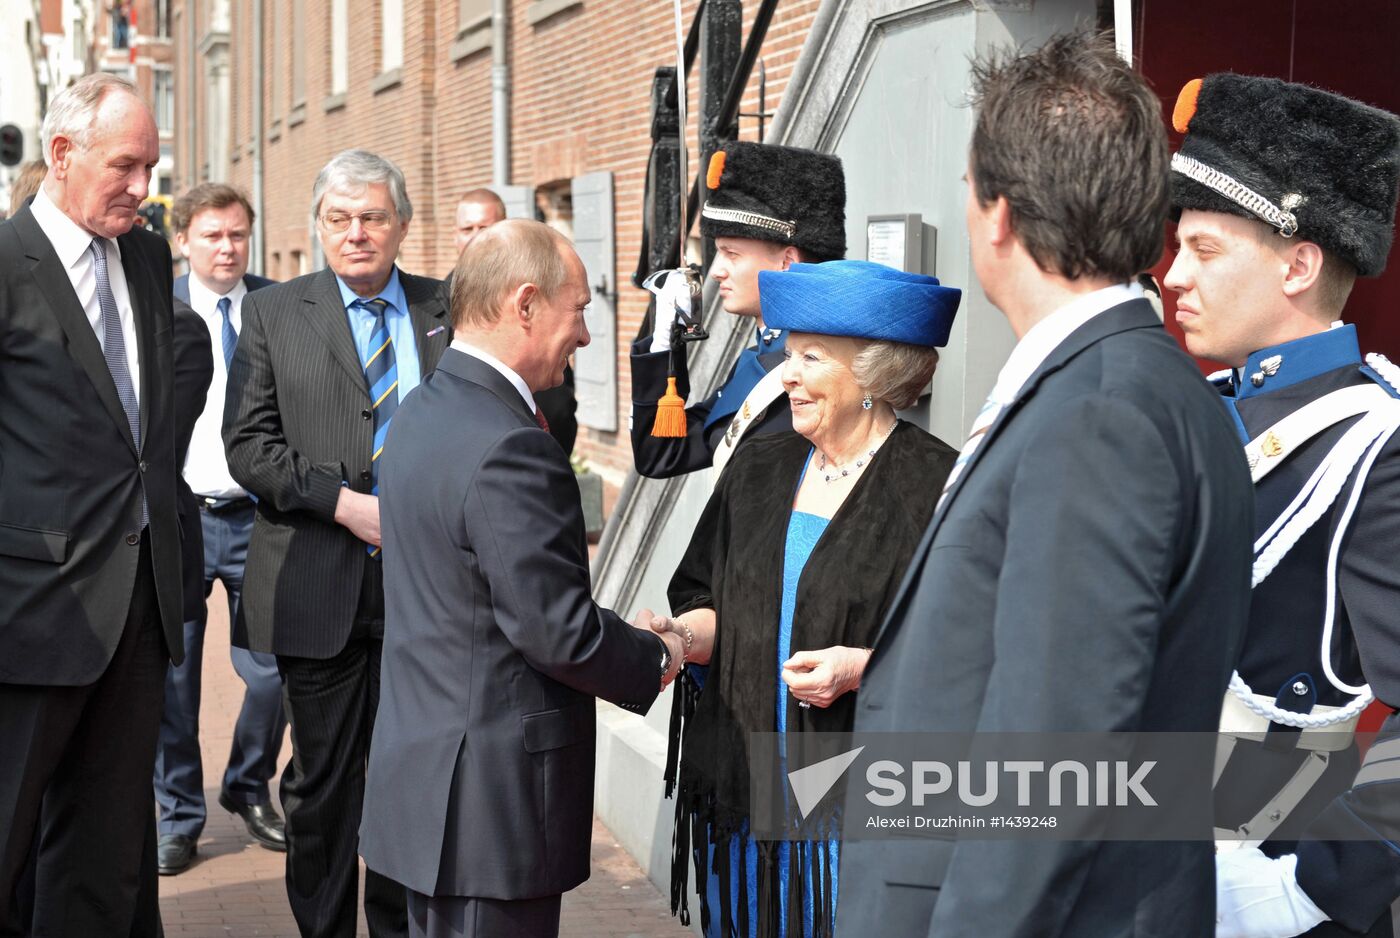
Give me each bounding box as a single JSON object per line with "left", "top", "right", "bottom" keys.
{"left": 402, "top": 272, "right": 450, "bottom": 373}
{"left": 870, "top": 299, "right": 1162, "bottom": 653}
{"left": 437, "top": 348, "right": 534, "bottom": 423}
{"left": 932, "top": 299, "right": 1162, "bottom": 530}
{"left": 13, "top": 207, "right": 138, "bottom": 454}
{"left": 303, "top": 268, "right": 373, "bottom": 397}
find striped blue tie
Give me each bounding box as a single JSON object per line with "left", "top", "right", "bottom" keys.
{"left": 357, "top": 298, "right": 398, "bottom": 556}
{"left": 218, "top": 296, "right": 237, "bottom": 372}
{"left": 937, "top": 396, "right": 1004, "bottom": 511}
{"left": 90, "top": 238, "right": 147, "bottom": 528}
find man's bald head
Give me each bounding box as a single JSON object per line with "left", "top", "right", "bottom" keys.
{"left": 450, "top": 219, "right": 573, "bottom": 330}
{"left": 451, "top": 219, "right": 591, "bottom": 394}
{"left": 453, "top": 188, "right": 508, "bottom": 254}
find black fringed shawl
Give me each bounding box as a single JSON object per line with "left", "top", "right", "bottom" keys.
{"left": 664, "top": 424, "right": 956, "bottom": 937}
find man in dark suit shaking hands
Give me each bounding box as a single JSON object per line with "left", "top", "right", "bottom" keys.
{"left": 836, "top": 34, "right": 1256, "bottom": 937}
{"left": 0, "top": 73, "right": 185, "bottom": 936}
{"left": 223, "top": 149, "right": 451, "bottom": 938}
{"left": 360, "top": 219, "right": 683, "bottom": 938}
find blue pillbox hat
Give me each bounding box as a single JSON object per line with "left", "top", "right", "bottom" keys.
{"left": 758, "top": 260, "right": 960, "bottom": 348}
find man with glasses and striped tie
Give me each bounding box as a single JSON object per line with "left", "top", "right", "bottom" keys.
{"left": 224, "top": 149, "right": 451, "bottom": 938}
{"left": 0, "top": 73, "right": 186, "bottom": 936}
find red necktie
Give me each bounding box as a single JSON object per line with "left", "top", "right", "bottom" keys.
{"left": 534, "top": 409, "right": 550, "bottom": 433}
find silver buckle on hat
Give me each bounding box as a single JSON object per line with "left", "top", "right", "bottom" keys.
{"left": 701, "top": 204, "right": 797, "bottom": 239}
{"left": 1171, "top": 153, "right": 1303, "bottom": 238}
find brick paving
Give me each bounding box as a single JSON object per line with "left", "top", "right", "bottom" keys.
{"left": 160, "top": 584, "right": 683, "bottom": 937}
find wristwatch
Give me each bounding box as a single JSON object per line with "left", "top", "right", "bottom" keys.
{"left": 658, "top": 636, "right": 673, "bottom": 680}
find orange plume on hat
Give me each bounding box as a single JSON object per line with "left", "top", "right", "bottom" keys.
{"left": 706, "top": 151, "right": 726, "bottom": 190}
{"left": 1173, "top": 78, "right": 1204, "bottom": 134}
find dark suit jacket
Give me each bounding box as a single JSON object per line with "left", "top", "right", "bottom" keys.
{"left": 629, "top": 334, "right": 793, "bottom": 479}
{"left": 837, "top": 300, "right": 1256, "bottom": 938}
{"left": 172, "top": 299, "right": 213, "bottom": 622}
{"left": 360, "top": 348, "right": 662, "bottom": 899}
{"left": 172, "top": 271, "right": 276, "bottom": 306}
{"left": 0, "top": 204, "right": 185, "bottom": 683}
{"left": 222, "top": 266, "right": 450, "bottom": 658}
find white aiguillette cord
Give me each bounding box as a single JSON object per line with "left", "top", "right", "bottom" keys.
{"left": 1228, "top": 353, "right": 1400, "bottom": 728}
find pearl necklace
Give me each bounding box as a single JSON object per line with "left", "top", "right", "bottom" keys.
{"left": 818, "top": 419, "right": 899, "bottom": 483}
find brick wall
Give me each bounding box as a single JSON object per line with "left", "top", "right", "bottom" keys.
{"left": 173, "top": 0, "right": 821, "bottom": 480}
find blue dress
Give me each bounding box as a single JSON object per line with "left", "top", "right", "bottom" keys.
{"left": 700, "top": 499, "right": 840, "bottom": 937}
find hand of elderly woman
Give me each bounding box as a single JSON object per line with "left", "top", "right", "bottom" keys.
{"left": 780, "top": 646, "right": 873, "bottom": 709}
{"left": 644, "top": 610, "right": 717, "bottom": 666}
{"left": 631, "top": 608, "right": 686, "bottom": 688}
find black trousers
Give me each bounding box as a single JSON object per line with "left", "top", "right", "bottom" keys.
{"left": 406, "top": 891, "right": 562, "bottom": 938}
{"left": 0, "top": 537, "right": 166, "bottom": 938}
{"left": 277, "top": 558, "right": 407, "bottom": 938}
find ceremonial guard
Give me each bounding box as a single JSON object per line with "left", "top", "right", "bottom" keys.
{"left": 1164, "top": 74, "right": 1400, "bottom": 938}
{"left": 629, "top": 141, "right": 846, "bottom": 478}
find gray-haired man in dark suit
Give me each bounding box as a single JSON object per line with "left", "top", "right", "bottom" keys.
{"left": 223, "top": 149, "right": 451, "bottom": 938}
{"left": 361, "top": 218, "right": 682, "bottom": 938}
{"left": 0, "top": 73, "right": 184, "bottom": 936}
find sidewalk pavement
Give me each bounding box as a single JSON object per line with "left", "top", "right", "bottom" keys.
{"left": 159, "top": 583, "right": 681, "bottom": 937}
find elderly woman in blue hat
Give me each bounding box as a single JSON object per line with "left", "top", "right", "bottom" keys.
{"left": 653, "top": 260, "right": 961, "bottom": 938}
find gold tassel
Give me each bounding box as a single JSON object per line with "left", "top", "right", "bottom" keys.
{"left": 651, "top": 377, "right": 687, "bottom": 438}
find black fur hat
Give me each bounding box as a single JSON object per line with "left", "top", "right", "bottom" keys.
{"left": 1170, "top": 73, "right": 1400, "bottom": 277}
{"left": 700, "top": 142, "right": 847, "bottom": 260}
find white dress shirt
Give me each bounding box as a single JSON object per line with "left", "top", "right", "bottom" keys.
{"left": 29, "top": 186, "right": 141, "bottom": 399}
{"left": 988, "top": 282, "right": 1145, "bottom": 406}
{"left": 450, "top": 339, "right": 538, "bottom": 415}
{"left": 183, "top": 275, "right": 249, "bottom": 499}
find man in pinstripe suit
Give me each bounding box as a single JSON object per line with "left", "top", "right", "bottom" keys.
{"left": 223, "top": 150, "right": 449, "bottom": 938}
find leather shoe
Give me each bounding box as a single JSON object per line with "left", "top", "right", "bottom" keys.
{"left": 218, "top": 791, "right": 287, "bottom": 852}
{"left": 156, "top": 833, "right": 196, "bottom": 875}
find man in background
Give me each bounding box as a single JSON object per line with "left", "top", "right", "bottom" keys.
{"left": 629, "top": 141, "right": 846, "bottom": 479}
{"left": 224, "top": 149, "right": 450, "bottom": 938}
{"left": 152, "top": 183, "right": 285, "bottom": 876}
{"left": 450, "top": 185, "right": 577, "bottom": 453}
{"left": 1166, "top": 73, "right": 1400, "bottom": 938}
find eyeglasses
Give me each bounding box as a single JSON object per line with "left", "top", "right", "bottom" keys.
{"left": 319, "top": 211, "right": 395, "bottom": 232}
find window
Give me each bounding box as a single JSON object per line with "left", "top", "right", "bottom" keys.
{"left": 154, "top": 68, "right": 175, "bottom": 132}
{"left": 155, "top": 0, "right": 173, "bottom": 38}
{"left": 381, "top": 0, "right": 403, "bottom": 73}
{"left": 330, "top": 0, "right": 348, "bottom": 95}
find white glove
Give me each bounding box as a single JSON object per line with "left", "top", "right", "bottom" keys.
{"left": 641, "top": 269, "right": 692, "bottom": 354}
{"left": 1216, "top": 848, "right": 1329, "bottom": 938}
